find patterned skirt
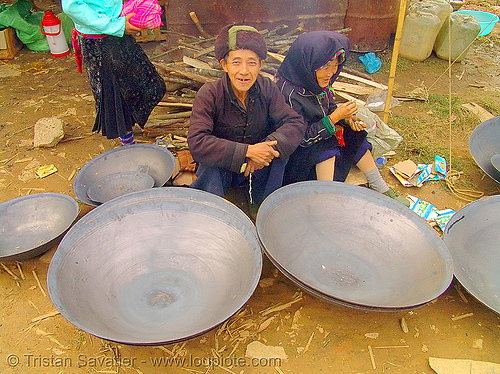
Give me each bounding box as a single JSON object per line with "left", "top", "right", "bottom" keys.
{"left": 80, "top": 34, "right": 166, "bottom": 139}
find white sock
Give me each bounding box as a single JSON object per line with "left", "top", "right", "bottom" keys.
{"left": 365, "top": 168, "right": 389, "bottom": 193}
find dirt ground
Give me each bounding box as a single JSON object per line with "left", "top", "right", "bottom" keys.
{"left": 1, "top": 1, "right": 500, "bottom": 373}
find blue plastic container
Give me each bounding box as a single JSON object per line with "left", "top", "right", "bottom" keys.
{"left": 455, "top": 10, "right": 499, "bottom": 36}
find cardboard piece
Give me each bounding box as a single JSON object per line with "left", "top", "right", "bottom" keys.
{"left": 0, "top": 27, "right": 23, "bottom": 60}
{"left": 345, "top": 166, "right": 368, "bottom": 186}
{"left": 429, "top": 356, "right": 500, "bottom": 374}
{"left": 408, "top": 195, "right": 456, "bottom": 231}
{"left": 391, "top": 156, "right": 447, "bottom": 187}
{"left": 408, "top": 195, "right": 439, "bottom": 220}
{"left": 171, "top": 157, "right": 196, "bottom": 186}
{"left": 393, "top": 159, "right": 418, "bottom": 179}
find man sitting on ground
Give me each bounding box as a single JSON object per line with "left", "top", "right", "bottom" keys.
{"left": 187, "top": 24, "right": 306, "bottom": 213}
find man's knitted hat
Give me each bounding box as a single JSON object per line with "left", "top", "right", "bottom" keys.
{"left": 214, "top": 24, "right": 267, "bottom": 61}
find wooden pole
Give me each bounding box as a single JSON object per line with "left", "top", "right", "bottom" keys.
{"left": 383, "top": 0, "right": 407, "bottom": 123}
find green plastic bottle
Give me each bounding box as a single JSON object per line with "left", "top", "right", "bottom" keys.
{"left": 400, "top": 10, "right": 442, "bottom": 61}
{"left": 434, "top": 12, "right": 481, "bottom": 62}
{"left": 427, "top": 0, "right": 453, "bottom": 25}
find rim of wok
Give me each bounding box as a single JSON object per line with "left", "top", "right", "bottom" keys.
{"left": 469, "top": 116, "right": 500, "bottom": 184}
{"left": 73, "top": 143, "right": 175, "bottom": 206}
{"left": 443, "top": 195, "right": 500, "bottom": 314}
{"left": 256, "top": 181, "right": 454, "bottom": 310}
{"left": 0, "top": 193, "right": 79, "bottom": 261}
{"left": 47, "top": 187, "right": 263, "bottom": 345}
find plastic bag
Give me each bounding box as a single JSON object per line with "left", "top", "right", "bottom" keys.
{"left": 365, "top": 89, "right": 400, "bottom": 112}
{"left": 356, "top": 106, "right": 403, "bottom": 160}
{"left": 358, "top": 52, "right": 382, "bottom": 74}
{"left": 0, "top": 0, "right": 48, "bottom": 51}
{"left": 0, "top": 0, "right": 74, "bottom": 52}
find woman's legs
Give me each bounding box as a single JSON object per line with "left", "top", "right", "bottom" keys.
{"left": 119, "top": 131, "right": 135, "bottom": 145}
{"left": 356, "top": 150, "right": 410, "bottom": 206}
{"left": 316, "top": 157, "right": 335, "bottom": 181}
{"left": 356, "top": 150, "right": 390, "bottom": 193}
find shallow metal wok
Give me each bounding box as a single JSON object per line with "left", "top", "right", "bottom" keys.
{"left": 86, "top": 171, "right": 155, "bottom": 204}
{"left": 48, "top": 188, "right": 262, "bottom": 345}
{"left": 469, "top": 116, "right": 500, "bottom": 183}
{"left": 73, "top": 144, "right": 175, "bottom": 206}
{"left": 0, "top": 193, "right": 79, "bottom": 261}
{"left": 256, "top": 181, "right": 454, "bottom": 310}
{"left": 443, "top": 195, "right": 500, "bottom": 314}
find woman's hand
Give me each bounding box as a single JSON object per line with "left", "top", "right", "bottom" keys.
{"left": 346, "top": 115, "right": 367, "bottom": 132}
{"left": 124, "top": 14, "right": 142, "bottom": 35}
{"left": 329, "top": 101, "right": 358, "bottom": 123}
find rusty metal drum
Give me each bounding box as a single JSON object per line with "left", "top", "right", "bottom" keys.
{"left": 345, "top": 0, "right": 400, "bottom": 52}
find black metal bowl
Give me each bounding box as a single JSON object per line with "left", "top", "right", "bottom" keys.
{"left": 73, "top": 144, "right": 175, "bottom": 206}
{"left": 48, "top": 188, "right": 262, "bottom": 345}
{"left": 469, "top": 116, "right": 500, "bottom": 184}
{"left": 256, "top": 181, "right": 454, "bottom": 310}
{"left": 0, "top": 193, "right": 79, "bottom": 261}
{"left": 444, "top": 195, "right": 500, "bottom": 314}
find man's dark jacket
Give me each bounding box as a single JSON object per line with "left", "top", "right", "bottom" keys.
{"left": 188, "top": 74, "right": 306, "bottom": 173}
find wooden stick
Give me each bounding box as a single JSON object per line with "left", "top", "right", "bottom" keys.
{"left": 193, "top": 46, "right": 215, "bottom": 58}
{"left": 453, "top": 283, "right": 469, "bottom": 304}
{"left": 11, "top": 125, "right": 33, "bottom": 136}
{"left": 30, "top": 310, "right": 60, "bottom": 323}
{"left": 189, "top": 11, "right": 211, "bottom": 39}
{"left": 368, "top": 345, "right": 376, "bottom": 370}
{"left": 260, "top": 297, "right": 303, "bottom": 316}
{"left": 1, "top": 263, "right": 20, "bottom": 280}
{"left": 383, "top": 0, "right": 407, "bottom": 123}
{"left": 339, "top": 72, "right": 388, "bottom": 90}
{"left": 67, "top": 169, "right": 77, "bottom": 181}
{"left": 333, "top": 81, "right": 375, "bottom": 96}
{"left": 155, "top": 62, "right": 215, "bottom": 83}
{"left": 303, "top": 332, "right": 314, "bottom": 353}
{"left": 451, "top": 312, "right": 474, "bottom": 321}
{"left": 32, "top": 269, "right": 47, "bottom": 297}
{"left": 162, "top": 95, "right": 194, "bottom": 104}
{"left": 157, "top": 102, "right": 193, "bottom": 108}
{"left": 16, "top": 262, "right": 25, "bottom": 279}
{"left": 149, "top": 112, "right": 192, "bottom": 120}
{"left": 183, "top": 56, "right": 212, "bottom": 70}
{"left": 374, "top": 345, "right": 410, "bottom": 349}
{"left": 0, "top": 154, "right": 18, "bottom": 165}
{"left": 267, "top": 51, "right": 285, "bottom": 63}
{"left": 336, "top": 91, "right": 366, "bottom": 106}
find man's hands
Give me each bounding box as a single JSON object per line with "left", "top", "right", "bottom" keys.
{"left": 124, "top": 14, "right": 142, "bottom": 35}
{"left": 244, "top": 140, "right": 280, "bottom": 177}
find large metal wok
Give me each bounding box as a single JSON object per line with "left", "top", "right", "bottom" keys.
{"left": 0, "top": 193, "right": 79, "bottom": 261}
{"left": 47, "top": 188, "right": 262, "bottom": 345}
{"left": 73, "top": 144, "right": 176, "bottom": 206}
{"left": 444, "top": 195, "right": 500, "bottom": 314}
{"left": 469, "top": 116, "right": 500, "bottom": 183}
{"left": 256, "top": 182, "right": 453, "bottom": 310}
